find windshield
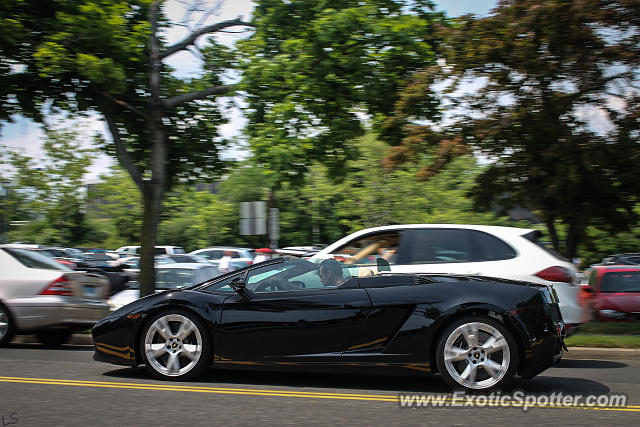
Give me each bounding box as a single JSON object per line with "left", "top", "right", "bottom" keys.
{"left": 601, "top": 271, "right": 640, "bottom": 293}
{"left": 156, "top": 268, "right": 196, "bottom": 289}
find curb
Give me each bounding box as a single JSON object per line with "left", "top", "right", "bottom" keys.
{"left": 10, "top": 335, "right": 640, "bottom": 359}
{"left": 563, "top": 346, "right": 640, "bottom": 360}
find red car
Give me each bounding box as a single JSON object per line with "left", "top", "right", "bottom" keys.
{"left": 580, "top": 265, "right": 640, "bottom": 321}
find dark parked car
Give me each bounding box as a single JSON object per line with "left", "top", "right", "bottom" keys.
{"left": 93, "top": 258, "right": 566, "bottom": 391}
{"left": 580, "top": 265, "right": 640, "bottom": 321}
{"left": 600, "top": 253, "right": 640, "bottom": 266}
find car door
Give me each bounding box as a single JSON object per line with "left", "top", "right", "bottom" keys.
{"left": 218, "top": 259, "right": 371, "bottom": 362}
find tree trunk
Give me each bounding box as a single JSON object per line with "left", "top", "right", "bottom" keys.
{"left": 565, "top": 221, "right": 583, "bottom": 261}
{"left": 139, "top": 182, "right": 162, "bottom": 297}
{"left": 545, "top": 214, "right": 560, "bottom": 253}
{"left": 139, "top": 0, "right": 166, "bottom": 297}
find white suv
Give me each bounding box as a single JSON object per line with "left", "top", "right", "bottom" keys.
{"left": 311, "top": 224, "right": 583, "bottom": 332}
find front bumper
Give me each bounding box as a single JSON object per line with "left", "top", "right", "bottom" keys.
{"left": 6, "top": 296, "right": 110, "bottom": 332}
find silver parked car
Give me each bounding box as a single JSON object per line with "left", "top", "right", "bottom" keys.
{"left": 0, "top": 246, "right": 111, "bottom": 346}
{"left": 189, "top": 246, "right": 254, "bottom": 271}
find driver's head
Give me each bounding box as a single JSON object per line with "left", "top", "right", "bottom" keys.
{"left": 319, "top": 259, "right": 343, "bottom": 286}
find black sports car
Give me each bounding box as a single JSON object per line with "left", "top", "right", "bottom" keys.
{"left": 92, "top": 257, "right": 566, "bottom": 391}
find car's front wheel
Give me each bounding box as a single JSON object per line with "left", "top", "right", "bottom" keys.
{"left": 436, "top": 316, "right": 519, "bottom": 391}
{"left": 140, "top": 310, "right": 211, "bottom": 380}
{"left": 0, "top": 304, "right": 15, "bottom": 346}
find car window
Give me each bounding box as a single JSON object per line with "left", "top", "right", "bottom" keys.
{"left": 469, "top": 230, "right": 517, "bottom": 261}
{"left": 247, "top": 259, "right": 353, "bottom": 292}
{"left": 404, "top": 229, "right": 473, "bottom": 264}
{"left": 85, "top": 252, "right": 113, "bottom": 261}
{"left": 331, "top": 233, "right": 401, "bottom": 265}
{"left": 173, "top": 247, "right": 185, "bottom": 254}
{"left": 202, "top": 272, "right": 244, "bottom": 293}
{"left": 199, "top": 250, "right": 224, "bottom": 260}
{"left": 3, "top": 248, "right": 71, "bottom": 271}
{"left": 156, "top": 268, "right": 195, "bottom": 289}
{"left": 195, "top": 267, "right": 220, "bottom": 282}
{"left": 189, "top": 255, "right": 210, "bottom": 263}
{"left": 600, "top": 271, "right": 640, "bottom": 293}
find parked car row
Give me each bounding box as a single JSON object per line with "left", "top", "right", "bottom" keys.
{"left": 6, "top": 223, "right": 635, "bottom": 352}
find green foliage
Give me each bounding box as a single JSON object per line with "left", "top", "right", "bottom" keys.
{"left": 88, "top": 166, "right": 143, "bottom": 243}
{"left": 259, "top": 133, "right": 511, "bottom": 247}
{"left": 158, "top": 188, "right": 238, "bottom": 252}
{"left": 0, "top": 127, "right": 94, "bottom": 245}
{"left": 580, "top": 204, "right": 640, "bottom": 266}
{"left": 386, "top": 0, "right": 640, "bottom": 258}
{"left": 240, "top": 0, "right": 446, "bottom": 183}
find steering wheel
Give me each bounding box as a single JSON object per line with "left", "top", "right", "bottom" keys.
{"left": 254, "top": 278, "right": 286, "bottom": 292}
{"left": 288, "top": 280, "right": 305, "bottom": 289}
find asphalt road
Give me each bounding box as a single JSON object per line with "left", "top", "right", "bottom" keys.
{"left": 0, "top": 343, "right": 638, "bottom": 426}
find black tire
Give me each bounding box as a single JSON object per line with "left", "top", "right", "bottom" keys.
{"left": 36, "top": 328, "right": 73, "bottom": 347}
{"left": 140, "top": 309, "right": 211, "bottom": 381}
{"left": 0, "top": 303, "right": 15, "bottom": 347}
{"left": 436, "top": 315, "right": 519, "bottom": 392}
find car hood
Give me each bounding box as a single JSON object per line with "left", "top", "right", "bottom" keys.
{"left": 599, "top": 293, "right": 640, "bottom": 313}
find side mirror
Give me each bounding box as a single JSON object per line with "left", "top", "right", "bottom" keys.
{"left": 229, "top": 277, "right": 246, "bottom": 292}
{"left": 377, "top": 257, "right": 391, "bottom": 272}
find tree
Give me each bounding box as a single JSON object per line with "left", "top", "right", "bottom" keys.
{"left": 87, "top": 166, "right": 143, "bottom": 247}
{"left": 385, "top": 0, "right": 640, "bottom": 258}
{"left": 0, "top": 127, "right": 93, "bottom": 245}
{"left": 1, "top": 1, "right": 253, "bottom": 295}
{"left": 158, "top": 187, "right": 237, "bottom": 251}
{"left": 250, "top": 132, "right": 510, "bottom": 247}
{"left": 239, "top": 0, "right": 446, "bottom": 183}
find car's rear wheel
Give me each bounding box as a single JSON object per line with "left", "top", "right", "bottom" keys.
{"left": 0, "top": 304, "right": 15, "bottom": 346}
{"left": 141, "top": 310, "right": 211, "bottom": 380}
{"left": 436, "top": 316, "right": 518, "bottom": 391}
{"left": 36, "top": 328, "right": 73, "bottom": 347}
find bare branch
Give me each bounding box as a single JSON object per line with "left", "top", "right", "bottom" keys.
{"left": 104, "top": 112, "right": 144, "bottom": 192}
{"left": 163, "top": 84, "right": 234, "bottom": 108}
{"left": 159, "top": 19, "right": 254, "bottom": 60}
{"left": 100, "top": 92, "right": 151, "bottom": 120}
{"left": 103, "top": 111, "right": 144, "bottom": 192}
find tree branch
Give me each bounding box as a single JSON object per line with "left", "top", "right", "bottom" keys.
{"left": 103, "top": 111, "right": 144, "bottom": 192}
{"left": 159, "top": 18, "right": 254, "bottom": 60}
{"left": 163, "top": 84, "right": 233, "bottom": 108}
{"left": 100, "top": 92, "right": 151, "bottom": 120}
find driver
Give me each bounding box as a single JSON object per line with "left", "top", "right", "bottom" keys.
{"left": 318, "top": 259, "right": 344, "bottom": 287}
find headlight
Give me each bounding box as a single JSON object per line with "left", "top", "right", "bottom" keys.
{"left": 599, "top": 309, "right": 627, "bottom": 319}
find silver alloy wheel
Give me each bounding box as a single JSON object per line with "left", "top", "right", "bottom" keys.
{"left": 144, "top": 314, "right": 203, "bottom": 377}
{"left": 443, "top": 321, "right": 511, "bottom": 390}
{"left": 0, "top": 309, "right": 8, "bottom": 340}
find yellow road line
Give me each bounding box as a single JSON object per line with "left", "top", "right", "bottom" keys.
{"left": 0, "top": 376, "right": 638, "bottom": 412}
